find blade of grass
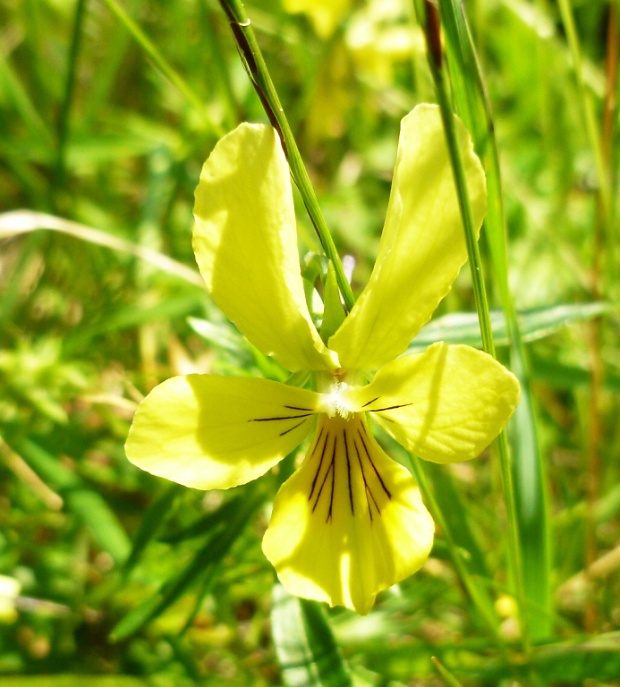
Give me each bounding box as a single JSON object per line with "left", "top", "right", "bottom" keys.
{"left": 0, "top": 210, "right": 203, "bottom": 287}
{"left": 417, "top": 2, "right": 529, "bottom": 647}
{"left": 271, "top": 585, "right": 352, "bottom": 687}
{"left": 431, "top": 0, "right": 554, "bottom": 642}
{"left": 439, "top": 14, "right": 552, "bottom": 637}
{"left": 53, "top": 0, "right": 87, "bottom": 210}
{"left": 100, "top": 0, "right": 223, "bottom": 137}
{"left": 441, "top": 0, "right": 551, "bottom": 639}
{"left": 432, "top": 657, "right": 465, "bottom": 687}
{"left": 121, "top": 483, "right": 180, "bottom": 578}
{"left": 0, "top": 52, "right": 54, "bottom": 151}
{"left": 557, "top": 0, "right": 615, "bottom": 275}
{"left": 410, "top": 302, "right": 613, "bottom": 351}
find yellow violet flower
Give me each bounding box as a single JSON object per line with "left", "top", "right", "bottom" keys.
{"left": 126, "top": 104, "right": 520, "bottom": 614}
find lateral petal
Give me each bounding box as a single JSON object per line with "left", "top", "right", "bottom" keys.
{"left": 349, "top": 343, "right": 520, "bottom": 463}
{"left": 262, "top": 415, "right": 434, "bottom": 614}
{"left": 329, "top": 104, "right": 486, "bottom": 371}
{"left": 193, "top": 123, "right": 336, "bottom": 372}
{"left": 125, "top": 375, "right": 319, "bottom": 490}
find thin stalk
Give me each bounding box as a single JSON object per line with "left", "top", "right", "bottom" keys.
{"left": 584, "top": 4, "right": 618, "bottom": 633}
{"left": 420, "top": 0, "right": 529, "bottom": 649}
{"left": 438, "top": 0, "right": 551, "bottom": 641}
{"left": 53, "top": 0, "right": 87, "bottom": 211}
{"left": 557, "top": 0, "right": 615, "bottom": 279}
{"left": 431, "top": 657, "right": 466, "bottom": 687}
{"left": 218, "top": 0, "right": 355, "bottom": 312}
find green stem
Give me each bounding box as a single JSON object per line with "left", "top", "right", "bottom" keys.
{"left": 438, "top": 0, "right": 552, "bottom": 643}
{"left": 420, "top": 0, "right": 529, "bottom": 649}
{"left": 218, "top": 0, "right": 356, "bottom": 312}
{"left": 557, "top": 0, "right": 616, "bottom": 281}
{"left": 53, "top": 0, "right": 87, "bottom": 210}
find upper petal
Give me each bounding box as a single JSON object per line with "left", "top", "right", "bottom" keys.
{"left": 348, "top": 342, "right": 520, "bottom": 463}
{"left": 329, "top": 104, "right": 487, "bottom": 371}
{"left": 193, "top": 123, "right": 336, "bottom": 372}
{"left": 262, "top": 414, "right": 434, "bottom": 614}
{"left": 125, "top": 375, "right": 320, "bottom": 490}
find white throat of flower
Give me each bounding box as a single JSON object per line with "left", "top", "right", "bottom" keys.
{"left": 319, "top": 377, "right": 356, "bottom": 419}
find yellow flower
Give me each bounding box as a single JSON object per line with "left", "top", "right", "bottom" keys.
{"left": 126, "top": 105, "right": 520, "bottom": 614}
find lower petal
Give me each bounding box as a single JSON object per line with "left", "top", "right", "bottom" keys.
{"left": 126, "top": 375, "right": 320, "bottom": 490}
{"left": 262, "top": 415, "right": 434, "bottom": 614}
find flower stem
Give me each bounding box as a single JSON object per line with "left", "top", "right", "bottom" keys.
{"left": 218, "top": 0, "right": 356, "bottom": 312}
{"left": 420, "top": 0, "right": 530, "bottom": 651}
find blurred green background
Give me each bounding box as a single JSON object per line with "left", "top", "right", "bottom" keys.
{"left": 0, "top": 0, "right": 618, "bottom": 685}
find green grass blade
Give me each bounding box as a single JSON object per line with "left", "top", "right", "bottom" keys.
{"left": 417, "top": 1, "right": 524, "bottom": 645}
{"left": 121, "top": 483, "right": 180, "bottom": 577}
{"left": 53, "top": 0, "right": 87, "bottom": 208}
{"left": 474, "top": 632, "right": 620, "bottom": 682}
{"left": 437, "top": 0, "right": 553, "bottom": 641}
{"left": 271, "top": 585, "right": 352, "bottom": 687}
{"left": 0, "top": 53, "right": 54, "bottom": 151}
{"left": 411, "top": 302, "right": 613, "bottom": 350}
{"left": 0, "top": 210, "right": 203, "bottom": 287}
{"left": 100, "top": 0, "right": 222, "bottom": 136}
{"left": 432, "top": 657, "right": 465, "bottom": 687}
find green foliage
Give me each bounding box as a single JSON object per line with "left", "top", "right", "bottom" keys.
{"left": 1, "top": 0, "right": 618, "bottom": 685}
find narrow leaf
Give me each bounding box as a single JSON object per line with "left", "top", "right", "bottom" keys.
{"left": 272, "top": 585, "right": 352, "bottom": 687}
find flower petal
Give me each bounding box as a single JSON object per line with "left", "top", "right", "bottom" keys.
{"left": 348, "top": 342, "right": 520, "bottom": 463}
{"left": 193, "top": 123, "right": 336, "bottom": 372}
{"left": 329, "top": 104, "right": 487, "bottom": 371}
{"left": 126, "top": 375, "right": 320, "bottom": 490}
{"left": 262, "top": 415, "right": 434, "bottom": 614}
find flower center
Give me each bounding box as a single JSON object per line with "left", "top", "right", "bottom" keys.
{"left": 321, "top": 379, "right": 355, "bottom": 419}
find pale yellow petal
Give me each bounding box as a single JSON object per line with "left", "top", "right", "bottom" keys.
{"left": 262, "top": 415, "right": 434, "bottom": 614}
{"left": 329, "top": 104, "right": 487, "bottom": 370}
{"left": 126, "top": 375, "right": 320, "bottom": 490}
{"left": 347, "top": 343, "right": 520, "bottom": 463}
{"left": 193, "top": 123, "right": 336, "bottom": 372}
